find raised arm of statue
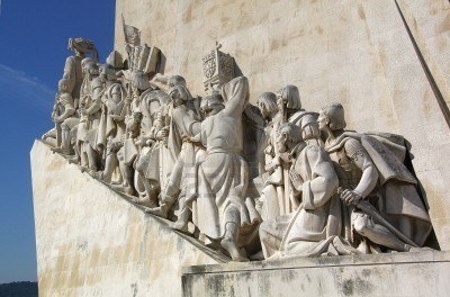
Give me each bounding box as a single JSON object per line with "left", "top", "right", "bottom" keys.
{"left": 223, "top": 76, "right": 249, "bottom": 117}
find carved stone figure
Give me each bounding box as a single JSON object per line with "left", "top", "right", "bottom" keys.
{"left": 256, "top": 92, "right": 281, "bottom": 220}
{"left": 132, "top": 88, "right": 170, "bottom": 206}
{"left": 319, "top": 103, "right": 432, "bottom": 253}
{"left": 64, "top": 38, "right": 98, "bottom": 107}
{"left": 94, "top": 74, "right": 128, "bottom": 182}
{"left": 106, "top": 74, "right": 148, "bottom": 195}
{"left": 188, "top": 76, "right": 261, "bottom": 261}
{"left": 79, "top": 64, "right": 114, "bottom": 171}
{"left": 260, "top": 123, "right": 357, "bottom": 259}
{"left": 146, "top": 76, "right": 203, "bottom": 230}
{"left": 73, "top": 58, "right": 99, "bottom": 165}
{"left": 40, "top": 31, "right": 437, "bottom": 263}
{"left": 51, "top": 79, "right": 79, "bottom": 155}
{"left": 258, "top": 85, "right": 324, "bottom": 219}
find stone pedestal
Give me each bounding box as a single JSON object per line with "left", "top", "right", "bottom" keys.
{"left": 31, "top": 141, "right": 450, "bottom": 297}
{"left": 30, "top": 140, "right": 223, "bottom": 297}
{"left": 182, "top": 251, "right": 450, "bottom": 297}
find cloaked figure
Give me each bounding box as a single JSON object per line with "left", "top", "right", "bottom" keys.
{"left": 319, "top": 103, "right": 433, "bottom": 253}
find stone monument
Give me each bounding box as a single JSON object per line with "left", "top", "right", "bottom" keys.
{"left": 32, "top": 1, "right": 450, "bottom": 296}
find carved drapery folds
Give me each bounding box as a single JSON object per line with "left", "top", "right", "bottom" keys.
{"left": 41, "top": 30, "right": 437, "bottom": 262}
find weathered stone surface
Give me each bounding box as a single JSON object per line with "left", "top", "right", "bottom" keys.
{"left": 182, "top": 251, "right": 450, "bottom": 297}
{"left": 30, "top": 140, "right": 221, "bottom": 297}
{"left": 115, "top": 0, "right": 450, "bottom": 250}
{"left": 396, "top": 0, "right": 450, "bottom": 109}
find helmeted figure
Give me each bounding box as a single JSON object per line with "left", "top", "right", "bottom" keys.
{"left": 319, "top": 103, "right": 432, "bottom": 253}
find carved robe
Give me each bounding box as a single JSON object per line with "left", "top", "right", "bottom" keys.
{"left": 261, "top": 110, "right": 321, "bottom": 219}
{"left": 325, "top": 132, "right": 432, "bottom": 248}
{"left": 161, "top": 95, "right": 202, "bottom": 205}
{"left": 191, "top": 77, "right": 261, "bottom": 244}
{"left": 260, "top": 144, "right": 356, "bottom": 259}
{"left": 63, "top": 55, "right": 83, "bottom": 105}
{"left": 134, "top": 89, "right": 170, "bottom": 183}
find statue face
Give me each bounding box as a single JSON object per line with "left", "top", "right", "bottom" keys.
{"left": 170, "top": 89, "right": 184, "bottom": 107}
{"left": 276, "top": 90, "right": 287, "bottom": 111}
{"left": 200, "top": 106, "right": 210, "bottom": 119}
{"left": 59, "top": 81, "right": 69, "bottom": 92}
{"left": 82, "top": 63, "right": 93, "bottom": 75}
{"left": 277, "top": 128, "right": 289, "bottom": 153}
{"left": 317, "top": 111, "right": 328, "bottom": 131}
{"left": 257, "top": 101, "right": 269, "bottom": 119}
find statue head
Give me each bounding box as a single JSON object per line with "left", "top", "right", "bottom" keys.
{"left": 318, "top": 103, "right": 347, "bottom": 131}
{"left": 58, "top": 79, "right": 70, "bottom": 93}
{"left": 99, "top": 64, "right": 117, "bottom": 81}
{"left": 257, "top": 92, "right": 278, "bottom": 120}
{"left": 106, "top": 51, "right": 124, "bottom": 70}
{"left": 130, "top": 71, "right": 151, "bottom": 91}
{"left": 68, "top": 38, "right": 98, "bottom": 61}
{"left": 81, "top": 58, "right": 98, "bottom": 76}
{"left": 277, "top": 123, "right": 303, "bottom": 153}
{"left": 168, "top": 75, "right": 187, "bottom": 88}
{"left": 277, "top": 85, "right": 301, "bottom": 111}
{"left": 200, "top": 93, "right": 224, "bottom": 119}
{"left": 169, "top": 85, "right": 191, "bottom": 107}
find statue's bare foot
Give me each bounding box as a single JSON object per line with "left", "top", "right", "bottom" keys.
{"left": 171, "top": 219, "right": 188, "bottom": 233}
{"left": 91, "top": 171, "right": 103, "bottom": 180}
{"left": 111, "top": 184, "right": 135, "bottom": 196}
{"left": 134, "top": 197, "right": 158, "bottom": 208}
{"left": 144, "top": 204, "right": 169, "bottom": 219}
{"left": 67, "top": 156, "right": 79, "bottom": 164}
{"left": 220, "top": 237, "right": 249, "bottom": 262}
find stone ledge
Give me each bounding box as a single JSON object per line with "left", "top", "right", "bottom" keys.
{"left": 182, "top": 251, "right": 450, "bottom": 297}
{"left": 183, "top": 250, "right": 450, "bottom": 274}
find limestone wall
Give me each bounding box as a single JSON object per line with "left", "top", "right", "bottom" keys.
{"left": 30, "top": 140, "right": 221, "bottom": 297}
{"left": 115, "top": 0, "right": 450, "bottom": 249}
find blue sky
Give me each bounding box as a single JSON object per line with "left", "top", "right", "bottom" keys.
{"left": 0, "top": 0, "right": 115, "bottom": 283}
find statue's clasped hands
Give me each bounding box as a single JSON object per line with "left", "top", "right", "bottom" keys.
{"left": 338, "top": 188, "right": 363, "bottom": 206}
{"left": 155, "top": 127, "right": 169, "bottom": 140}
{"left": 289, "top": 169, "right": 303, "bottom": 193}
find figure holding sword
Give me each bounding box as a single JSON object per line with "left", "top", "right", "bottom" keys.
{"left": 318, "top": 103, "right": 432, "bottom": 253}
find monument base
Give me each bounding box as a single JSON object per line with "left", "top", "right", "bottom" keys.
{"left": 182, "top": 250, "right": 450, "bottom": 297}
{"left": 31, "top": 140, "right": 449, "bottom": 296}
{"left": 30, "top": 140, "right": 224, "bottom": 297}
